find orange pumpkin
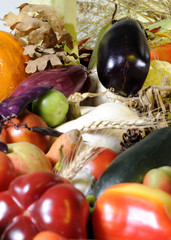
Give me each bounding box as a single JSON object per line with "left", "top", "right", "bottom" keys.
{"left": 0, "top": 31, "right": 29, "bottom": 101}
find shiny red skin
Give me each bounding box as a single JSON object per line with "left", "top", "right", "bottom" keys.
{"left": 85, "top": 147, "right": 117, "bottom": 180}
{"left": 0, "top": 171, "right": 89, "bottom": 240}
{"left": 92, "top": 183, "right": 171, "bottom": 240}
{"left": 0, "top": 152, "right": 16, "bottom": 191}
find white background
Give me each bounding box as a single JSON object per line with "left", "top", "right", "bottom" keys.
{"left": 0, "top": 0, "right": 29, "bottom": 32}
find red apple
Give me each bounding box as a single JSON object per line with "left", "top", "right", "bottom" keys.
{"left": 0, "top": 151, "right": 16, "bottom": 191}
{"left": 7, "top": 142, "right": 52, "bottom": 175}
{"left": 143, "top": 166, "right": 171, "bottom": 194}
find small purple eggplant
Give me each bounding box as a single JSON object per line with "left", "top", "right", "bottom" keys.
{"left": 10, "top": 65, "right": 90, "bottom": 98}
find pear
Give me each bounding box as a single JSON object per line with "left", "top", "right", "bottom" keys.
{"left": 7, "top": 142, "right": 52, "bottom": 175}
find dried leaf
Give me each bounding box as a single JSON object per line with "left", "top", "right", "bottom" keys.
{"left": 56, "top": 32, "right": 73, "bottom": 50}
{"left": 25, "top": 52, "right": 70, "bottom": 73}
{"left": 41, "top": 48, "right": 55, "bottom": 54}
{"left": 23, "top": 45, "right": 37, "bottom": 58}
{"left": 3, "top": 12, "right": 30, "bottom": 30}
{"left": 3, "top": 3, "right": 73, "bottom": 50}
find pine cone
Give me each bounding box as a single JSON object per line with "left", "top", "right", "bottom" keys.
{"left": 120, "top": 128, "right": 144, "bottom": 152}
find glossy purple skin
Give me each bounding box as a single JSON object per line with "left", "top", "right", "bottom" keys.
{"left": 0, "top": 97, "right": 15, "bottom": 119}
{"left": 97, "top": 19, "right": 150, "bottom": 97}
{"left": 10, "top": 65, "right": 89, "bottom": 98}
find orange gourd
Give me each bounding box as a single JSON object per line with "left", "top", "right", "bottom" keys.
{"left": 0, "top": 31, "right": 29, "bottom": 101}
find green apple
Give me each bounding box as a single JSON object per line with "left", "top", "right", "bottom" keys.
{"left": 32, "top": 89, "right": 69, "bottom": 127}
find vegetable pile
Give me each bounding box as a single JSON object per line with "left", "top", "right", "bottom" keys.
{"left": 0, "top": 1, "right": 171, "bottom": 240}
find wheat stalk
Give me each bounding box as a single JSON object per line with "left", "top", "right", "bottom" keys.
{"left": 79, "top": 117, "right": 165, "bottom": 132}
{"left": 58, "top": 139, "right": 103, "bottom": 180}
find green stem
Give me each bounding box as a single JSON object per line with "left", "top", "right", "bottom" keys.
{"left": 86, "top": 195, "right": 96, "bottom": 214}
{"left": 54, "top": 145, "right": 64, "bottom": 172}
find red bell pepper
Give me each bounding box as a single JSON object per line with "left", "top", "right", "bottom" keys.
{"left": 0, "top": 171, "right": 89, "bottom": 240}
{"left": 92, "top": 183, "right": 171, "bottom": 240}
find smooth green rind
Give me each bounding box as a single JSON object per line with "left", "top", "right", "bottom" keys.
{"left": 93, "top": 127, "right": 171, "bottom": 199}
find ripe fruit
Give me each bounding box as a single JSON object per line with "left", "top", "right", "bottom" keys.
{"left": 0, "top": 151, "right": 16, "bottom": 191}
{"left": 85, "top": 147, "right": 117, "bottom": 180}
{"left": 0, "top": 31, "right": 29, "bottom": 101}
{"left": 143, "top": 166, "right": 171, "bottom": 194}
{"left": 7, "top": 142, "right": 52, "bottom": 176}
{"left": 0, "top": 109, "right": 50, "bottom": 153}
{"left": 32, "top": 89, "right": 69, "bottom": 127}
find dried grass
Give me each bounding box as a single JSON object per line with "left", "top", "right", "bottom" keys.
{"left": 77, "top": 0, "right": 171, "bottom": 46}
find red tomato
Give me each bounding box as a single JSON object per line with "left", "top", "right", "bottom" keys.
{"left": 85, "top": 147, "right": 117, "bottom": 180}
{"left": 150, "top": 44, "right": 171, "bottom": 64}
{"left": 0, "top": 109, "right": 50, "bottom": 153}
{"left": 0, "top": 151, "right": 16, "bottom": 191}
{"left": 33, "top": 231, "right": 68, "bottom": 240}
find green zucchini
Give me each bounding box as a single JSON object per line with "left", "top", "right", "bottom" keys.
{"left": 93, "top": 127, "right": 171, "bottom": 198}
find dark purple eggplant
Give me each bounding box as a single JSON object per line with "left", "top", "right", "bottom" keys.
{"left": 10, "top": 65, "right": 90, "bottom": 98}
{"left": 97, "top": 18, "right": 150, "bottom": 97}
{"left": 7, "top": 85, "right": 53, "bottom": 116}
